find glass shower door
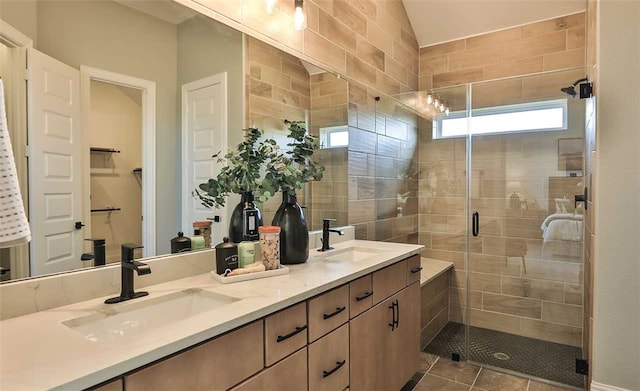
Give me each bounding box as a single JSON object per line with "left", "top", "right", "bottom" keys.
{"left": 466, "top": 70, "right": 586, "bottom": 387}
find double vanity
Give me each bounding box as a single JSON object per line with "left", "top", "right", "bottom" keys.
{"left": 0, "top": 239, "right": 424, "bottom": 390}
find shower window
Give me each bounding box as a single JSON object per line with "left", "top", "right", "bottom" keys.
{"left": 434, "top": 98, "right": 568, "bottom": 138}
{"left": 319, "top": 125, "right": 349, "bottom": 148}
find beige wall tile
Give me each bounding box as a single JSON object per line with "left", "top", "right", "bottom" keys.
{"left": 385, "top": 56, "right": 408, "bottom": 85}
{"left": 470, "top": 253, "right": 521, "bottom": 276}
{"left": 470, "top": 308, "right": 521, "bottom": 334}
{"left": 483, "top": 56, "right": 543, "bottom": 80}
{"left": 367, "top": 22, "right": 394, "bottom": 54}
{"left": 465, "top": 26, "right": 522, "bottom": 49}
{"left": 520, "top": 318, "right": 582, "bottom": 346}
{"left": 433, "top": 67, "right": 484, "bottom": 88}
{"left": 348, "top": 199, "right": 376, "bottom": 223}
{"left": 420, "top": 54, "right": 448, "bottom": 75}
{"left": 469, "top": 272, "right": 501, "bottom": 293}
{"left": 483, "top": 292, "right": 542, "bottom": 319}
{"left": 356, "top": 36, "right": 386, "bottom": 71}
{"left": 525, "top": 259, "right": 582, "bottom": 284}
{"left": 564, "top": 284, "right": 583, "bottom": 305}
{"left": 304, "top": 30, "right": 347, "bottom": 73}
{"left": 419, "top": 39, "right": 466, "bottom": 57}
{"left": 333, "top": 0, "right": 367, "bottom": 36}
{"left": 306, "top": 0, "right": 320, "bottom": 32}
{"left": 350, "top": 0, "right": 377, "bottom": 21}
{"left": 521, "top": 13, "right": 585, "bottom": 38}
{"left": 567, "top": 26, "right": 586, "bottom": 49}
{"left": 542, "top": 301, "right": 583, "bottom": 327}
{"left": 501, "top": 276, "right": 564, "bottom": 303}
{"left": 346, "top": 53, "right": 377, "bottom": 86}
{"left": 448, "top": 46, "right": 502, "bottom": 71}
{"left": 543, "top": 48, "right": 585, "bottom": 71}
{"left": 318, "top": 8, "right": 356, "bottom": 53}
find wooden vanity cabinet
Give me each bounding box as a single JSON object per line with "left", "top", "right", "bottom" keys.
{"left": 307, "top": 285, "right": 349, "bottom": 342}
{"left": 372, "top": 260, "right": 407, "bottom": 305}
{"left": 264, "top": 302, "right": 307, "bottom": 366}
{"left": 308, "top": 323, "right": 349, "bottom": 391}
{"left": 350, "top": 270, "right": 420, "bottom": 391}
{"left": 349, "top": 275, "right": 373, "bottom": 319}
{"left": 230, "top": 348, "right": 308, "bottom": 391}
{"left": 125, "top": 320, "right": 263, "bottom": 391}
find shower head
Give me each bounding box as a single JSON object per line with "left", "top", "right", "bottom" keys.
{"left": 561, "top": 77, "right": 590, "bottom": 98}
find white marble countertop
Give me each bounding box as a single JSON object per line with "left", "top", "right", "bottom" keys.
{"left": 0, "top": 240, "right": 422, "bottom": 390}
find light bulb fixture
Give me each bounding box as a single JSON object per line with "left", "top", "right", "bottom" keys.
{"left": 266, "top": 0, "right": 277, "bottom": 14}
{"left": 433, "top": 98, "right": 439, "bottom": 107}
{"left": 426, "top": 94, "right": 433, "bottom": 104}
{"left": 445, "top": 108, "right": 450, "bottom": 115}
{"left": 294, "top": 0, "right": 305, "bottom": 30}
{"left": 439, "top": 104, "right": 445, "bottom": 112}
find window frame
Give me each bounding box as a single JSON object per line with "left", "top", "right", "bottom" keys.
{"left": 433, "top": 99, "right": 569, "bottom": 139}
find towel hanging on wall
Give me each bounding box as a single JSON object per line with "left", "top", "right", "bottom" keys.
{"left": 0, "top": 78, "right": 31, "bottom": 248}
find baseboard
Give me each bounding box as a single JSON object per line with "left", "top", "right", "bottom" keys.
{"left": 592, "top": 381, "right": 634, "bottom": 391}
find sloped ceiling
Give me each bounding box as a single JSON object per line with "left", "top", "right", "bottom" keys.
{"left": 402, "top": 0, "right": 586, "bottom": 47}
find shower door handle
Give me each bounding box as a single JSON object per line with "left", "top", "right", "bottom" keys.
{"left": 472, "top": 212, "right": 479, "bottom": 237}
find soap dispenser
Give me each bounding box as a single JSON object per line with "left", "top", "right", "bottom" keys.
{"left": 215, "top": 237, "right": 238, "bottom": 275}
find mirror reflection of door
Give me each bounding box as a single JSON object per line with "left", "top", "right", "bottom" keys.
{"left": 88, "top": 80, "right": 143, "bottom": 264}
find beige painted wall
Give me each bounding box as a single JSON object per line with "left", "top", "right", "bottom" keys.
{"left": 89, "top": 81, "right": 142, "bottom": 263}
{"left": 592, "top": 0, "right": 640, "bottom": 389}
{"left": 0, "top": 0, "right": 37, "bottom": 45}
{"left": 34, "top": 0, "right": 178, "bottom": 254}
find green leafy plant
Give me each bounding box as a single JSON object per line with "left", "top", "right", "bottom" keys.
{"left": 258, "top": 120, "right": 324, "bottom": 203}
{"left": 195, "top": 128, "right": 277, "bottom": 208}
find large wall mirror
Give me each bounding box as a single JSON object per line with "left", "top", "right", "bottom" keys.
{"left": 0, "top": 0, "right": 348, "bottom": 283}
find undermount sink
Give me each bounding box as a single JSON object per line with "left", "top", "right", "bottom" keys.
{"left": 62, "top": 288, "right": 239, "bottom": 343}
{"left": 317, "top": 246, "right": 390, "bottom": 263}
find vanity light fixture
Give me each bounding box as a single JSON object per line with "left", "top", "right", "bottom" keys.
{"left": 427, "top": 91, "right": 450, "bottom": 115}
{"left": 426, "top": 94, "right": 433, "bottom": 104}
{"left": 266, "top": 0, "right": 277, "bottom": 14}
{"left": 294, "top": 0, "right": 305, "bottom": 30}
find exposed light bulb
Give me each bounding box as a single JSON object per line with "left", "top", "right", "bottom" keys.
{"left": 433, "top": 98, "right": 439, "bottom": 107}
{"left": 266, "top": 0, "right": 277, "bottom": 14}
{"left": 445, "top": 108, "right": 450, "bottom": 115}
{"left": 426, "top": 94, "right": 433, "bottom": 104}
{"left": 294, "top": 0, "right": 305, "bottom": 30}
{"left": 439, "top": 104, "right": 445, "bottom": 112}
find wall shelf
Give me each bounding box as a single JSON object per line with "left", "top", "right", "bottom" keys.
{"left": 91, "top": 207, "right": 121, "bottom": 213}
{"left": 90, "top": 147, "right": 121, "bottom": 153}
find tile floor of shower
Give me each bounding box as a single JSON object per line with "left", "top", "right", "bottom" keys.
{"left": 403, "top": 322, "right": 584, "bottom": 391}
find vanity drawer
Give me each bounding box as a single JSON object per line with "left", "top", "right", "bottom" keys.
{"left": 308, "top": 285, "right": 349, "bottom": 342}
{"left": 125, "top": 320, "right": 263, "bottom": 390}
{"left": 349, "top": 275, "right": 373, "bottom": 318}
{"left": 308, "top": 324, "right": 349, "bottom": 391}
{"left": 372, "top": 260, "right": 407, "bottom": 304}
{"left": 406, "top": 254, "right": 422, "bottom": 286}
{"left": 231, "top": 347, "right": 307, "bottom": 391}
{"left": 265, "top": 302, "right": 307, "bottom": 366}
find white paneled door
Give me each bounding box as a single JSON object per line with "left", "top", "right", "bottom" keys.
{"left": 182, "top": 73, "right": 227, "bottom": 245}
{"left": 28, "top": 48, "right": 83, "bottom": 276}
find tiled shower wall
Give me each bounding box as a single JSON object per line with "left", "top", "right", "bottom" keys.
{"left": 348, "top": 83, "right": 419, "bottom": 243}
{"left": 418, "top": 12, "right": 586, "bottom": 91}
{"left": 418, "top": 10, "right": 587, "bottom": 346}
{"left": 244, "top": 36, "right": 311, "bottom": 224}
{"left": 308, "top": 73, "right": 349, "bottom": 231}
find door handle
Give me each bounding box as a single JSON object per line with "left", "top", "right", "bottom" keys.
{"left": 393, "top": 300, "right": 399, "bottom": 329}
{"left": 74, "top": 221, "right": 85, "bottom": 230}
{"left": 388, "top": 302, "right": 396, "bottom": 331}
{"left": 472, "top": 212, "right": 479, "bottom": 237}
{"left": 575, "top": 188, "right": 588, "bottom": 210}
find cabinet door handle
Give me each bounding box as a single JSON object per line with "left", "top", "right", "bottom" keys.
{"left": 355, "top": 291, "right": 373, "bottom": 302}
{"left": 322, "top": 360, "right": 346, "bottom": 378}
{"left": 410, "top": 266, "right": 423, "bottom": 274}
{"left": 276, "top": 325, "right": 307, "bottom": 343}
{"left": 394, "top": 300, "right": 399, "bottom": 329}
{"left": 388, "top": 303, "right": 396, "bottom": 331}
{"left": 323, "top": 306, "right": 346, "bottom": 320}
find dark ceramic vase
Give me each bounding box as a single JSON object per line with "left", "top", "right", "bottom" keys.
{"left": 272, "top": 191, "right": 309, "bottom": 264}
{"left": 229, "top": 191, "right": 263, "bottom": 243}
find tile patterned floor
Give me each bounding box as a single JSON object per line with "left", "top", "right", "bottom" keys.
{"left": 424, "top": 322, "right": 584, "bottom": 387}
{"left": 401, "top": 353, "right": 580, "bottom": 391}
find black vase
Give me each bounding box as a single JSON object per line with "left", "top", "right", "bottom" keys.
{"left": 272, "top": 191, "right": 309, "bottom": 264}
{"left": 229, "top": 191, "right": 263, "bottom": 243}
